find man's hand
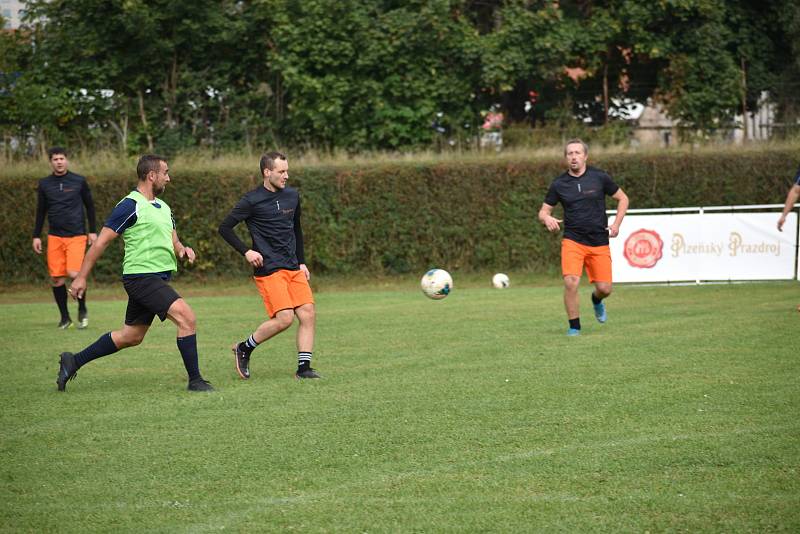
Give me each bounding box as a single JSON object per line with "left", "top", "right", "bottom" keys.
{"left": 777, "top": 214, "right": 787, "bottom": 232}
{"left": 543, "top": 216, "right": 563, "bottom": 233}
{"left": 245, "top": 249, "right": 263, "bottom": 268}
{"left": 70, "top": 276, "right": 87, "bottom": 300}
{"left": 32, "top": 238, "right": 43, "bottom": 254}
{"left": 608, "top": 224, "right": 620, "bottom": 238}
{"left": 87, "top": 233, "right": 98, "bottom": 246}
{"left": 300, "top": 263, "right": 311, "bottom": 280}
{"left": 178, "top": 246, "right": 196, "bottom": 264}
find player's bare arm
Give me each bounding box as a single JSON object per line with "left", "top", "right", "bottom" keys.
{"left": 70, "top": 227, "right": 119, "bottom": 300}
{"left": 608, "top": 188, "right": 629, "bottom": 238}
{"left": 172, "top": 230, "right": 196, "bottom": 264}
{"left": 777, "top": 183, "right": 800, "bottom": 231}
{"left": 538, "top": 203, "right": 563, "bottom": 232}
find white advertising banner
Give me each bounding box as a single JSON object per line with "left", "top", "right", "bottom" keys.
{"left": 610, "top": 211, "right": 798, "bottom": 283}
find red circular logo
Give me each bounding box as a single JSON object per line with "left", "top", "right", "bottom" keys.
{"left": 623, "top": 229, "right": 663, "bottom": 268}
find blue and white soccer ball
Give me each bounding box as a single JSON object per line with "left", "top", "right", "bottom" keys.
{"left": 420, "top": 269, "right": 453, "bottom": 300}
{"left": 492, "top": 273, "right": 510, "bottom": 289}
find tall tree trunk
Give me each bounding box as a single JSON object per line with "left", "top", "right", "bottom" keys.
{"left": 740, "top": 57, "right": 748, "bottom": 142}
{"left": 164, "top": 55, "right": 179, "bottom": 129}
{"left": 109, "top": 110, "right": 129, "bottom": 154}
{"left": 275, "top": 74, "right": 284, "bottom": 121}
{"left": 38, "top": 130, "right": 48, "bottom": 159}
{"left": 138, "top": 90, "right": 154, "bottom": 151}
{"left": 603, "top": 62, "right": 609, "bottom": 126}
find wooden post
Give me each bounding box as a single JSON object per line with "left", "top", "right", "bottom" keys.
{"left": 741, "top": 57, "right": 748, "bottom": 142}
{"left": 603, "top": 62, "right": 609, "bottom": 126}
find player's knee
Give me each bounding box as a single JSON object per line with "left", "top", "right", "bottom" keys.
{"left": 174, "top": 313, "right": 196, "bottom": 334}
{"left": 180, "top": 306, "right": 197, "bottom": 330}
{"left": 296, "top": 304, "right": 315, "bottom": 324}
{"left": 181, "top": 312, "right": 196, "bottom": 332}
{"left": 274, "top": 310, "right": 295, "bottom": 331}
{"left": 51, "top": 277, "right": 66, "bottom": 287}
{"left": 119, "top": 331, "right": 145, "bottom": 348}
{"left": 169, "top": 300, "right": 196, "bottom": 330}
{"left": 595, "top": 283, "right": 612, "bottom": 298}
{"left": 563, "top": 276, "right": 580, "bottom": 291}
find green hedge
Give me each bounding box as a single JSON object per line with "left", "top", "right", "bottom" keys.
{"left": 2, "top": 149, "right": 796, "bottom": 283}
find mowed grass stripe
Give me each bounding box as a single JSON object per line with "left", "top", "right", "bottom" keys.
{"left": 1, "top": 281, "right": 798, "bottom": 532}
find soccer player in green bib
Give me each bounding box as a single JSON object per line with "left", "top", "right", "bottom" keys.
{"left": 57, "top": 155, "right": 214, "bottom": 392}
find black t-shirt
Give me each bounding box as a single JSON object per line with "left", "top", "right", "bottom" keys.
{"left": 32, "top": 171, "right": 97, "bottom": 237}
{"left": 544, "top": 166, "right": 620, "bottom": 246}
{"left": 218, "top": 185, "right": 305, "bottom": 277}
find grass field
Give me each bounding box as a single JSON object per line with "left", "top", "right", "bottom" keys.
{"left": 1, "top": 278, "right": 799, "bottom": 532}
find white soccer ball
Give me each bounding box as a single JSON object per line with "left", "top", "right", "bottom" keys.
{"left": 420, "top": 269, "right": 453, "bottom": 300}
{"left": 492, "top": 273, "right": 510, "bottom": 289}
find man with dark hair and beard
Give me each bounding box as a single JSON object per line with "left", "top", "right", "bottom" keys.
{"left": 32, "top": 147, "right": 97, "bottom": 329}
{"left": 56, "top": 155, "right": 214, "bottom": 392}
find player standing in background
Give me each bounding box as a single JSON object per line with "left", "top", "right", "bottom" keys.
{"left": 538, "top": 139, "right": 629, "bottom": 336}
{"left": 776, "top": 164, "right": 800, "bottom": 312}
{"left": 56, "top": 155, "right": 214, "bottom": 392}
{"left": 218, "top": 151, "right": 320, "bottom": 380}
{"left": 32, "top": 147, "right": 97, "bottom": 329}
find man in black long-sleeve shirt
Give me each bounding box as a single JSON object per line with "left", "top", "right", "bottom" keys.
{"left": 219, "top": 151, "right": 320, "bottom": 380}
{"left": 32, "top": 147, "right": 97, "bottom": 329}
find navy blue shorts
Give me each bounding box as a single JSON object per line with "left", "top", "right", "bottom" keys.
{"left": 122, "top": 275, "right": 181, "bottom": 326}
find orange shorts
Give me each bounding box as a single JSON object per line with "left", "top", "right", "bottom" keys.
{"left": 561, "top": 239, "right": 612, "bottom": 283}
{"left": 253, "top": 269, "right": 314, "bottom": 318}
{"left": 47, "top": 235, "right": 88, "bottom": 278}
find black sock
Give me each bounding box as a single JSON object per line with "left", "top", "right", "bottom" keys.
{"left": 591, "top": 292, "right": 602, "bottom": 305}
{"left": 78, "top": 293, "right": 87, "bottom": 314}
{"left": 569, "top": 318, "right": 581, "bottom": 330}
{"left": 297, "top": 351, "right": 312, "bottom": 371}
{"left": 238, "top": 334, "right": 259, "bottom": 356}
{"left": 74, "top": 332, "right": 119, "bottom": 368}
{"left": 52, "top": 285, "right": 70, "bottom": 321}
{"left": 177, "top": 334, "right": 201, "bottom": 381}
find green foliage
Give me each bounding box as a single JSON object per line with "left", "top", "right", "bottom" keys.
{"left": 503, "top": 122, "right": 634, "bottom": 150}
{"left": 269, "top": 0, "right": 482, "bottom": 149}
{"left": 1, "top": 0, "right": 796, "bottom": 153}
{"left": 2, "top": 149, "right": 795, "bottom": 283}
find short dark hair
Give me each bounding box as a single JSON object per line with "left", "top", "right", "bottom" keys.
{"left": 564, "top": 138, "right": 588, "bottom": 156}
{"left": 136, "top": 154, "right": 167, "bottom": 181}
{"left": 259, "top": 151, "right": 287, "bottom": 174}
{"left": 48, "top": 147, "right": 67, "bottom": 159}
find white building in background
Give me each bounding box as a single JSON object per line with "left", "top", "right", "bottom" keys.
{"left": 1, "top": 0, "right": 24, "bottom": 29}
{"left": 632, "top": 92, "right": 780, "bottom": 147}
{"left": 731, "top": 92, "right": 777, "bottom": 143}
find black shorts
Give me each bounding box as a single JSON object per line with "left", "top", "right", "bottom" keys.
{"left": 122, "top": 275, "right": 181, "bottom": 326}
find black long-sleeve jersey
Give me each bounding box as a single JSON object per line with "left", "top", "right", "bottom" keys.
{"left": 218, "top": 185, "right": 306, "bottom": 277}
{"left": 544, "top": 166, "right": 620, "bottom": 247}
{"left": 32, "top": 171, "right": 97, "bottom": 238}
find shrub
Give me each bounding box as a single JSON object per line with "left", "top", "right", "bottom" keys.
{"left": 3, "top": 148, "right": 795, "bottom": 283}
